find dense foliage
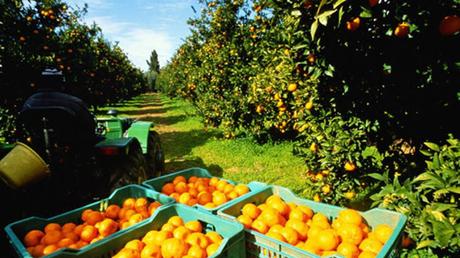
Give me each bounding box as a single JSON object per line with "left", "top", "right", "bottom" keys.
{"left": 0, "top": 0, "right": 147, "bottom": 140}
{"left": 157, "top": 0, "right": 460, "bottom": 255}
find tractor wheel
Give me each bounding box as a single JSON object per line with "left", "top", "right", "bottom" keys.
{"left": 145, "top": 130, "right": 165, "bottom": 178}
{"left": 108, "top": 141, "right": 148, "bottom": 192}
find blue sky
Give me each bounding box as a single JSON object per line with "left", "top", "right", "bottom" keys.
{"left": 66, "top": 0, "right": 200, "bottom": 71}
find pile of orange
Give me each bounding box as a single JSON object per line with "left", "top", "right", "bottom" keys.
{"left": 237, "top": 195, "right": 394, "bottom": 258}
{"left": 113, "top": 216, "right": 223, "bottom": 258}
{"left": 23, "top": 197, "right": 162, "bottom": 257}
{"left": 161, "top": 175, "right": 250, "bottom": 209}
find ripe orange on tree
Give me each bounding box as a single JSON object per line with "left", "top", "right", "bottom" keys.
{"left": 439, "top": 15, "right": 460, "bottom": 36}
{"left": 394, "top": 22, "right": 410, "bottom": 38}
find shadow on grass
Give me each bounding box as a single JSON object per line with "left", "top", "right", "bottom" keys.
{"left": 144, "top": 115, "right": 187, "bottom": 126}
{"left": 160, "top": 129, "right": 222, "bottom": 160}
{"left": 94, "top": 107, "right": 173, "bottom": 116}
{"left": 164, "top": 156, "right": 223, "bottom": 177}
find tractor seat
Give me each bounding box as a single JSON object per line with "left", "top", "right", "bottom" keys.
{"left": 20, "top": 91, "right": 96, "bottom": 145}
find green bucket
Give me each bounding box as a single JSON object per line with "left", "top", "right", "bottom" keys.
{"left": 0, "top": 142, "right": 49, "bottom": 189}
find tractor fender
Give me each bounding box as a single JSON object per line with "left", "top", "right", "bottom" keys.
{"left": 95, "top": 137, "right": 140, "bottom": 156}
{"left": 126, "top": 121, "right": 154, "bottom": 154}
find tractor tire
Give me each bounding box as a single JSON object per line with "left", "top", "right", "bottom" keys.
{"left": 107, "top": 141, "right": 148, "bottom": 192}
{"left": 145, "top": 130, "right": 165, "bottom": 178}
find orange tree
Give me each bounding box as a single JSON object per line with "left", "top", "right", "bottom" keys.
{"left": 0, "top": 0, "right": 147, "bottom": 140}
{"left": 159, "top": 0, "right": 459, "bottom": 255}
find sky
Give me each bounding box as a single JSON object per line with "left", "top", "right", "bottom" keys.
{"left": 66, "top": 0, "right": 200, "bottom": 71}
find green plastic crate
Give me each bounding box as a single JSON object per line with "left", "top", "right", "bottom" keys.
{"left": 143, "top": 167, "right": 261, "bottom": 214}
{"left": 50, "top": 204, "right": 246, "bottom": 257}
{"left": 218, "top": 182, "right": 407, "bottom": 258}
{"left": 4, "top": 184, "right": 175, "bottom": 258}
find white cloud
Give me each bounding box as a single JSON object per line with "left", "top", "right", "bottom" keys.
{"left": 84, "top": 16, "right": 174, "bottom": 71}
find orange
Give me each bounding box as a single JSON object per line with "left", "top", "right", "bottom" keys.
{"left": 74, "top": 224, "right": 85, "bottom": 236}
{"left": 63, "top": 231, "right": 79, "bottom": 242}
{"left": 286, "top": 202, "right": 297, "bottom": 211}
{"left": 113, "top": 248, "right": 141, "bottom": 258}
{"left": 337, "top": 223, "right": 364, "bottom": 246}
{"left": 187, "top": 245, "right": 206, "bottom": 258}
{"left": 258, "top": 208, "right": 281, "bottom": 227}
{"left": 439, "top": 15, "right": 460, "bottom": 36}
{"left": 161, "top": 223, "right": 176, "bottom": 233}
{"left": 212, "top": 191, "right": 228, "bottom": 206}
{"left": 197, "top": 191, "right": 212, "bottom": 205}
{"left": 142, "top": 230, "right": 159, "bottom": 245}
{"left": 289, "top": 208, "right": 308, "bottom": 222}
{"left": 369, "top": 0, "right": 378, "bottom": 7}
{"left": 175, "top": 182, "right": 189, "bottom": 194}
{"left": 265, "top": 195, "right": 282, "bottom": 205}
{"left": 268, "top": 224, "right": 284, "bottom": 235}
{"left": 206, "top": 243, "right": 220, "bottom": 257}
{"left": 29, "top": 244, "right": 45, "bottom": 257}
{"left": 141, "top": 243, "right": 161, "bottom": 258}
{"left": 61, "top": 223, "right": 77, "bottom": 233}
{"left": 188, "top": 187, "right": 199, "bottom": 198}
{"left": 285, "top": 219, "right": 309, "bottom": 241}
{"left": 216, "top": 180, "right": 229, "bottom": 192}
{"left": 311, "top": 213, "right": 330, "bottom": 229}
{"left": 223, "top": 184, "right": 234, "bottom": 194}
{"left": 57, "top": 238, "right": 74, "bottom": 248}
{"left": 149, "top": 202, "right": 162, "bottom": 212}
{"left": 346, "top": 17, "right": 361, "bottom": 32}
{"left": 80, "top": 225, "right": 98, "bottom": 242}
{"left": 135, "top": 198, "right": 149, "bottom": 212}
{"left": 185, "top": 232, "right": 209, "bottom": 249}
{"left": 358, "top": 251, "right": 377, "bottom": 258}
{"left": 316, "top": 229, "right": 339, "bottom": 251}
{"left": 162, "top": 183, "right": 175, "bottom": 195}
{"left": 251, "top": 220, "right": 269, "bottom": 234}
{"left": 337, "top": 242, "right": 359, "bottom": 258}
{"left": 257, "top": 203, "right": 268, "bottom": 211}
{"left": 129, "top": 213, "right": 144, "bottom": 225}
{"left": 307, "top": 225, "right": 322, "bottom": 240}
{"left": 170, "top": 193, "right": 180, "bottom": 202}
{"left": 81, "top": 209, "right": 93, "bottom": 222}
{"left": 124, "top": 209, "right": 137, "bottom": 220}
{"left": 41, "top": 230, "right": 62, "bottom": 245}
{"left": 242, "top": 203, "right": 261, "bottom": 219}
{"left": 237, "top": 214, "right": 253, "bottom": 229}
{"left": 179, "top": 192, "right": 192, "bottom": 205}
{"left": 105, "top": 204, "right": 121, "bottom": 219}
{"left": 24, "top": 229, "right": 45, "bottom": 247}
{"left": 43, "top": 244, "right": 59, "bottom": 255}
{"left": 205, "top": 231, "right": 223, "bottom": 244}
{"left": 44, "top": 223, "right": 61, "bottom": 233}
{"left": 394, "top": 22, "right": 410, "bottom": 38}
{"left": 359, "top": 238, "right": 383, "bottom": 254}
{"left": 302, "top": 240, "right": 320, "bottom": 255}
{"left": 234, "top": 184, "right": 249, "bottom": 196}
{"left": 280, "top": 227, "right": 299, "bottom": 245}
{"left": 154, "top": 230, "right": 173, "bottom": 243}
{"left": 297, "top": 205, "right": 313, "bottom": 219}
{"left": 209, "top": 177, "right": 219, "bottom": 186}
{"left": 173, "top": 175, "right": 187, "bottom": 185}
{"left": 168, "top": 216, "right": 184, "bottom": 227}
{"left": 204, "top": 203, "right": 217, "bottom": 209}
{"left": 185, "top": 221, "right": 203, "bottom": 233}
{"left": 123, "top": 198, "right": 136, "bottom": 209}
{"left": 226, "top": 191, "right": 239, "bottom": 200}
{"left": 374, "top": 224, "right": 393, "bottom": 244}
{"left": 265, "top": 231, "right": 286, "bottom": 242}
{"left": 188, "top": 176, "right": 199, "bottom": 183}
{"left": 125, "top": 239, "right": 145, "bottom": 252}
{"left": 338, "top": 209, "right": 362, "bottom": 226}
{"left": 173, "top": 226, "right": 191, "bottom": 240}
{"left": 86, "top": 211, "right": 104, "bottom": 226}
{"left": 98, "top": 218, "right": 118, "bottom": 237}
{"left": 268, "top": 200, "right": 289, "bottom": 217}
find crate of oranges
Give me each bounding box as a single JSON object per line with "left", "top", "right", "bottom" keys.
{"left": 143, "top": 167, "right": 259, "bottom": 214}
{"left": 36, "top": 203, "right": 244, "bottom": 258}
{"left": 4, "top": 184, "right": 175, "bottom": 258}
{"left": 218, "top": 182, "right": 407, "bottom": 258}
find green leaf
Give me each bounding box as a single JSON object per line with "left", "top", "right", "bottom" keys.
{"left": 416, "top": 240, "right": 435, "bottom": 249}
{"left": 424, "top": 142, "right": 440, "bottom": 152}
{"left": 367, "top": 173, "right": 386, "bottom": 182}
{"left": 319, "top": 15, "right": 328, "bottom": 26}
{"left": 446, "top": 187, "right": 460, "bottom": 194}
{"left": 311, "top": 20, "right": 318, "bottom": 40}
{"left": 432, "top": 220, "right": 455, "bottom": 247}
{"left": 360, "top": 7, "right": 372, "bottom": 18}
{"left": 333, "top": 0, "right": 347, "bottom": 9}
{"left": 430, "top": 202, "right": 456, "bottom": 212}
{"left": 316, "top": 9, "right": 337, "bottom": 20}
{"left": 338, "top": 6, "right": 344, "bottom": 25}
{"left": 420, "top": 149, "right": 431, "bottom": 156}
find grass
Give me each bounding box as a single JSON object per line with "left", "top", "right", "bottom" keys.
{"left": 102, "top": 93, "right": 310, "bottom": 196}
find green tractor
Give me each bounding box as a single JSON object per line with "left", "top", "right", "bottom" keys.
{"left": 0, "top": 69, "right": 164, "bottom": 217}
